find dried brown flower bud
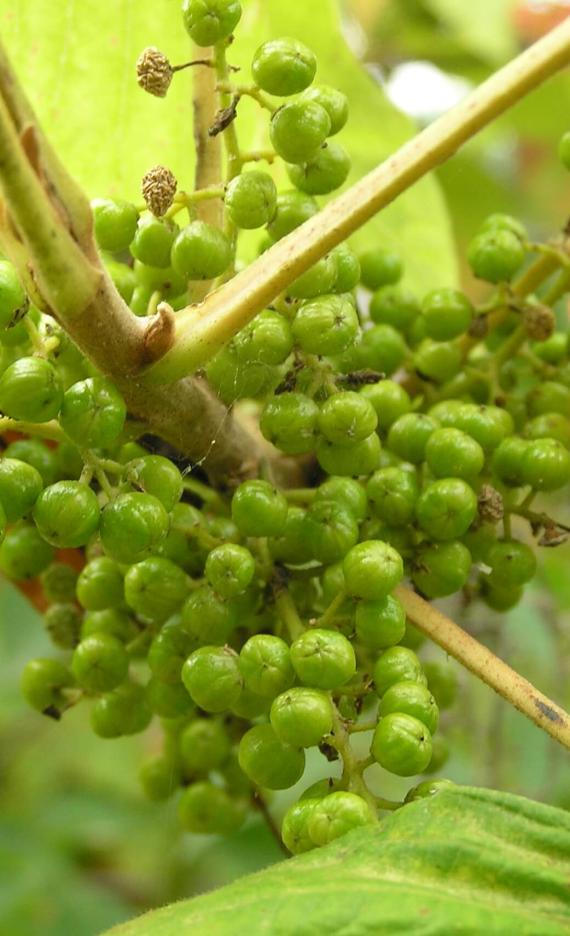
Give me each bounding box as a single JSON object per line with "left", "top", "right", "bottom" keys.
{"left": 136, "top": 47, "right": 173, "bottom": 98}
{"left": 522, "top": 303, "right": 555, "bottom": 341}
{"left": 142, "top": 166, "right": 178, "bottom": 217}
{"left": 478, "top": 484, "right": 504, "bottom": 524}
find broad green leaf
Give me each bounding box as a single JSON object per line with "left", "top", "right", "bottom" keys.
{"left": 106, "top": 786, "right": 570, "bottom": 936}
{"left": 422, "top": 0, "right": 517, "bottom": 67}
{"left": 0, "top": 0, "right": 456, "bottom": 292}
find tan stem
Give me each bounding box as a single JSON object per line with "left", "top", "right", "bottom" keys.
{"left": 395, "top": 585, "right": 570, "bottom": 751}
{"left": 192, "top": 44, "right": 223, "bottom": 227}
{"left": 142, "top": 18, "right": 570, "bottom": 384}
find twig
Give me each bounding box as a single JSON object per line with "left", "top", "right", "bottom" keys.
{"left": 395, "top": 585, "right": 570, "bottom": 751}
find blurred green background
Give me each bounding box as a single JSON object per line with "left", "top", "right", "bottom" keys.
{"left": 1, "top": 1, "right": 570, "bottom": 933}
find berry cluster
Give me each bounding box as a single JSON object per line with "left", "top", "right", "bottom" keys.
{"left": 3, "top": 0, "right": 570, "bottom": 854}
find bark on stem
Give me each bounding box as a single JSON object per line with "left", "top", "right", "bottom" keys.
{"left": 142, "top": 18, "right": 570, "bottom": 384}
{"left": 395, "top": 585, "right": 570, "bottom": 751}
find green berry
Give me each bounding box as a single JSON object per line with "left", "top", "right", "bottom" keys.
{"left": 316, "top": 432, "right": 381, "bottom": 477}
{"left": 270, "top": 687, "right": 333, "bottom": 747}
{"left": 308, "top": 791, "right": 372, "bottom": 846}
{"left": 287, "top": 255, "right": 337, "bottom": 300}
{"left": 60, "top": 377, "right": 126, "bottom": 448}
{"left": 180, "top": 718, "right": 230, "bottom": 773}
{"left": 355, "top": 594, "right": 406, "bottom": 651}
{"left": 371, "top": 712, "right": 432, "bottom": 776}
{"left": 354, "top": 324, "right": 408, "bottom": 376}
{"left": 239, "top": 634, "right": 294, "bottom": 698}
{"left": 238, "top": 723, "right": 305, "bottom": 790}
{"left": 487, "top": 539, "right": 537, "bottom": 587}
{"left": 315, "top": 477, "right": 368, "bottom": 522}
{"left": 252, "top": 38, "right": 316, "bottom": 97}
{"left": 179, "top": 781, "right": 246, "bottom": 834}
{"left": 343, "top": 540, "right": 403, "bottom": 601}
{"left": 205, "top": 543, "right": 255, "bottom": 598}
{"left": 100, "top": 492, "right": 169, "bottom": 563}
{"left": 318, "top": 391, "right": 378, "bottom": 446}
{"left": 266, "top": 190, "right": 318, "bottom": 240}
{"left": 92, "top": 199, "right": 139, "bottom": 252}
{"left": 414, "top": 339, "right": 461, "bottom": 384}
{"left": 415, "top": 478, "right": 477, "bottom": 541}
{"left": 331, "top": 244, "right": 361, "bottom": 292}
{"left": 0, "top": 521, "right": 53, "bottom": 579}
{"left": 225, "top": 171, "right": 277, "bottom": 229}
{"left": 387, "top": 413, "right": 438, "bottom": 464}
{"left": 76, "top": 557, "right": 124, "bottom": 611}
{"left": 148, "top": 618, "right": 196, "bottom": 683}
{"left": 425, "top": 428, "right": 485, "bottom": 481}
{"left": 231, "top": 479, "right": 288, "bottom": 537}
{"left": 91, "top": 682, "right": 151, "bottom": 738}
{"left": 302, "top": 500, "right": 358, "bottom": 563}
{"left": 123, "top": 454, "right": 183, "bottom": 511}
{"left": 481, "top": 213, "right": 527, "bottom": 241}
{"left": 235, "top": 310, "right": 293, "bottom": 365}
{"left": 468, "top": 229, "right": 525, "bottom": 283}
{"left": 359, "top": 249, "right": 402, "bottom": 291}
{"left": 81, "top": 608, "right": 137, "bottom": 643}
{"left": 0, "top": 458, "right": 43, "bottom": 522}
{"left": 421, "top": 288, "right": 473, "bottom": 341}
{"left": 369, "top": 285, "right": 419, "bottom": 330}
{"left": 300, "top": 85, "right": 348, "bottom": 134}
{"left": 287, "top": 141, "right": 351, "bottom": 195}
{"left": 290, "top": 628, "right": 356, "bottom": 690}
{"left": 0, "top": 260, "right": 28, "bottom": 328}
{"left": 260, "top": 392, "right": 319, "bottom": 455}
{"left": 423, "top": 661, "right": 458, "bottom": 710}
{"left": 268, "top": 506, "right": 313, "bottom": 565}
{"left": 40, "top": 562, "right": 78, "bottom": 603}
{"left": 124, "top": 556, "right": 189, "bottom": 622}
{"left": 146, "top": 675, "right": 194, "bottom": 718}
{"left": 521, "top": 438, "right": 570, "bottom": 490}
{"left": 270, "top": 100, "right": 331, "bottom": 164}
{"left": 21, "top": 657, "right": 73, "bottom": 713}
{"left": 360, "top": 380, "right": 411, "bottom": 431}
{"left": 43, "top": 602, "right": 81, "bottom": 648}
{"left": 380, "top": 680, "right": 439, "bottom": 734}
{"left": 412, "top": 540, "right": 472, "bottom": 598}
{"left": 367, "top": 467, "right": 418, "bottom": 526}
{"left": 33, "top": 481, "right": 100, "bottom": 548}
{"left": 492, "top": 436, "right": 529, "bottom": 486}
{"left": 182, "top": 0, "right": 242, "bottom": 46}
{"left": 373, "top": 646, "right": 427, "bottom": 696}
{"left": 130, "top": 216, "right": 178, "bottom": 268}
{"left": 139, "top": 755, "right": 181, "bottom": 801}
{"left": 0, "top": 356, "right": 62, "bottom": 422}
{"left": 71, "top": 633, "right": 129, "bottom": 693}
{"left": 181, "top": 585, "right": 237, "bottom": 644}
{"left": 281, "top": 799, "right": 319, "bottom": 854}
{"left": 171, "top": 221, "right": 231, "bottom": 280}
{"left": 181, "top": 645, "right": 242, "bottom": 712}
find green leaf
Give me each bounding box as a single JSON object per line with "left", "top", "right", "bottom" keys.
{"left": 422, "top": 0, "right": 517, "bottom": 67}
{"left": 105, "top": 786, "right": 570, "bottom": 936}
{"left": 0, "top": 0, "right": 456, "bottom": 292}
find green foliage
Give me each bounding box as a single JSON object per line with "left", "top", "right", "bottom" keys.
{"left": 104, "top": 787, "right": 570, "bottom": 935}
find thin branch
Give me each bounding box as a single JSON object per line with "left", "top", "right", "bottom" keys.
{"left": 395, "top": 585, "right": 570, "bottom": 751}
{"left": 251, "top": 788, "right": 289, "bottom": 857}
{"left": 141, "top": 18, "right": 570, "bottom": 384}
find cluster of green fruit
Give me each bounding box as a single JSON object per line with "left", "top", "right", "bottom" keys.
{"left": 2, "top": 0, "right": 570, "bottom": 854}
